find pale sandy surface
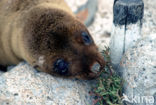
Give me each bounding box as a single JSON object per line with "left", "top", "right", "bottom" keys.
{"left": 65, "top": 0, "right": 156, "bottom": 50}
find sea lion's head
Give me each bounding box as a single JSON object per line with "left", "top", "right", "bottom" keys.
{"left": 23, "top": 7, "right": 105, "bottom": 80}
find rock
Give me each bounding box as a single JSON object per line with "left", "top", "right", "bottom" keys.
{"left": 64, "top": 0, "right": 87, "bottom": 12}
{"left": 0, "top": 71, "right": 3, "bottom": 75}
{"left": 110, "top": 0, "right": 144, "bottom": 70}
{"left": 142, "top": 0, "right": 156, "bottom": 36}
{"left": 0, "top": 62, "right": 95, "bottom": 105}
{"left": 119, "top": 34, "right": 156, "bottom": 105}
{"left": 88, "top": 0, "right": 113, "bottom": 49}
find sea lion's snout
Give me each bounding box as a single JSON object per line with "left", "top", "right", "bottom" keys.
{"left": 84, "top": 62, "right": 102, "bottom": 80}
{"left": 86, "top": 57, "right": 105, "bottom": 79}
{"left": 91, "top": 62, "right": 101, "bottom": 74}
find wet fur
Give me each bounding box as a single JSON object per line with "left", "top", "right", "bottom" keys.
{"left": 0, "top": 0, "right": 105, "bottom": 79}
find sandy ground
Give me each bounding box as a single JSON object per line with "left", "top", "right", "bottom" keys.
{"left": 65, "top": 0, "right": 156, "bottom": 50}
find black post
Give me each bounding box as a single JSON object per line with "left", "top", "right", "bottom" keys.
{"left": 110, "top": 0, "right": 144, "bottom": 71}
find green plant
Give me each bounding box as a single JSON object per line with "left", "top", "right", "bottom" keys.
{"left": 91, "top": 47, "right": 123, "bottom": 105}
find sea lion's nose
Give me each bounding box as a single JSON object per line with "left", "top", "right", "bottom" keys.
{"left": 91, "top": 62, "right": 101, "bottom": 74}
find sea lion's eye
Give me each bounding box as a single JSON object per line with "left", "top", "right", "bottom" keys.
{"left": 53, "top": 59, "right": 69, "bottom": 75}
{"left": 81, "top": 32, "right": 92, "bottom": 45}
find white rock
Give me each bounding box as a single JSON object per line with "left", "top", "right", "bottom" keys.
{"left": 0, "top": 71, "right": 3, "bottom": 75}
{"left": 0, "top": 62, "right": 95, "bottom": 105}
{"left": 142, "top": 0, "right": 156, "bottom": 36}
{"left": 119, "top": 34, "right": 156, "bottom": 105}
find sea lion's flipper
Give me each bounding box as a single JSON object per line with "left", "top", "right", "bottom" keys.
{"left": 75, "top": 0, "right": 98, "bottom": 27}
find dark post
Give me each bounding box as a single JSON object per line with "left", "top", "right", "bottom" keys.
{"left": 110, "top": 0, "right": 144, "bottom": 70}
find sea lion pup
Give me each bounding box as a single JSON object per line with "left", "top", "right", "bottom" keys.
{"left": 0, "top": 0, "right": 105, "bottom": 79}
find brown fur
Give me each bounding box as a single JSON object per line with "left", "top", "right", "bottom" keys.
{"left": 0, "top": 0, "right": 105, "bottom": 79}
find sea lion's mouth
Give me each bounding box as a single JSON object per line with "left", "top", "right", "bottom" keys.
{"left": 73, "top": 60, "right": 105, "bottom": 80}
